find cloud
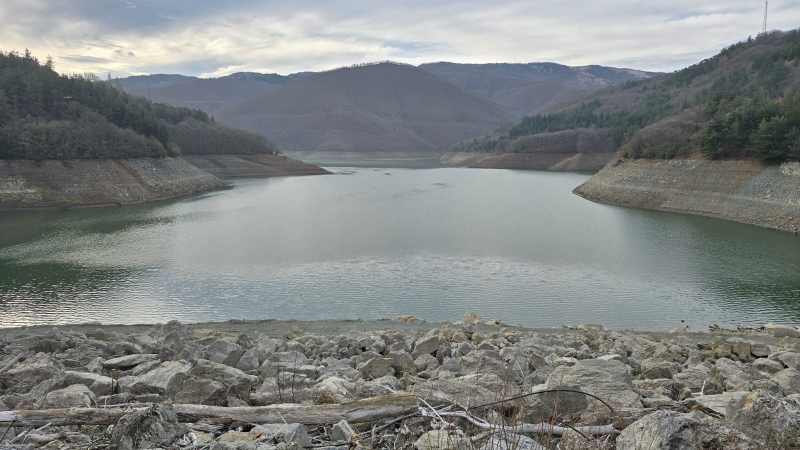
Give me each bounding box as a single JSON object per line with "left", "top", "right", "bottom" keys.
{"left": 1, "top": 0, "right": 799, "bottom": 77}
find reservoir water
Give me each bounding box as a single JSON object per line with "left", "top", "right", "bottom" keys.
{"left": 1, "top": 165, "right": 799, "bottom": 330}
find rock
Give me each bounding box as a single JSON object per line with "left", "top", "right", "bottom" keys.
{"left": 479, "top": 433, "right": 539, "bottom": 450}
{"left": 388, "top": 350, "right": 415, "bottom": 374}
{"left": 596, "top": 354, "right": 625, "bottom": 363}
{"left": 578, "top": 323, "right": 604, "bottom": 331}
{"left": 414, "top": 430, "right": 467, "bottom": 450}
{"left": 415, "top": 354, "right": 439, "bottom": 373}
{"left": 460, "top": 312, "right": 483, "bottom": 325}
{"left": 545, "top": 358, "right": 642, "bottom": 408}
{"left": 712, "top": 358, "right": 763, "bottom": 391}
{"left": 330, "top": 420, "right": 355, "bottom": 442}
{"left": 102, "top": 353, "right": 159, "bottom": 370}
{"left": 411, "top": 376, "right": 499, "bottom": 407}
{"left": 206, "top": 338, "right": 244, "bottom": 367}
{"left": 771, "top": 368, "right": 800, "bottom": 395}
{"left": 312, "top": 377, "right": 356, "bottom": 403}
{"left": 118, "top": 360, "right": 192, "bottom": 397}
{"left": 776, "top": 351, "right": 800, "bottom": 370}
{"left": 753, "top": 358, "right": 785, "bottom": 375}
{"left": 673, "top": 366, "right": 723, "bottom": 395}
{"left": 174, "top": 359, "right": 257, "bottom": 405}
{"left": 751, "top": 342, "right": 771, "bottom": 358}
{"left": 236, "top": 348, "right": 261, "bottom": 372}
{"left": 0, "top": 353, "right": 64, "bottom": 394}
{"left": 524, "top": 387, "right": 588, "bottom": 422}
{"left": 616, "top": 410, "right": 753, "bottom": 450}
{"left": 250, "top": 424, "right": 311, "bottom": 447}
{"left": 357, "top": 358, "right": 394, "bottom": 379}
{"left": 765, "top": 323, "right": 800, "bottom": 338}
{"left": 63, "top": 370, "right": 116, "bottom": 396}
{"left": 362, "top": 374, "right": 404, "bottom": 397}
{"left": 40, "top": 384, "right": 96, "bottom": 409}
{"left": 726, "top": 390, "right": 800, "bottom": 442}
{"left": 110, "top": 403, "right": 188, "bottom": 450}
{"left": 412, "top": 336, "right": 444, "bottom": 359}
{"left": 692, "top": 392, "right": 749, "bottom": 416}
{"left": 640, "top": 358, "right": 682, "bottom": 379}
{"left": 670, "top": 326, "right": 688, "bottom": 333}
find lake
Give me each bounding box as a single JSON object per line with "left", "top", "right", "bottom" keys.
{"left": 1, "top": 165, "right": 799, "bottom": 330}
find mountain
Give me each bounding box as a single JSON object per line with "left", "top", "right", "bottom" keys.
{"left": 216, "top": 62, "right": 518, "bottom": 157}
{"left": 120, "top": 72, "right": 309, "bottom": 115}
{"left": 0, "top": 51, "right": 281, "bottom": 159}
{"left": 451, "top": 30, "right": 800, "bottom": 168}
{"left": 420, "top": 62, "right": 660, "bottom": 116}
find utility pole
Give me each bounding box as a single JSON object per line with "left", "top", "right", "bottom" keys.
{"left": 762, "top": 1, "right": 768, "bottom": 34}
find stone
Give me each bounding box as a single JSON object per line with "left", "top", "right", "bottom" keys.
{"left": 545, "top": 358, "right": 642, "bottom": 408}
{"left": 102, "top": 353, "right": 159, "bottom": 370}
{"left": 330, "top": 420, "right": 355, "bottom": 442}
{"left": 415, "top": 354, "right": 439, "bottom": 373}
{"left": 311, "top": 377, "right": 356, "bottom": 403}
{"left": 712, "top": 358, "right": 763, "bottom": 391}
{"left": 771, "top": 368, "right": 800, "bottom": 396}
{"left": 776, "top": 351, "right": 800, "bottom": 370}
{"left": 726, "top": 390, "right": 800, "bottom": 442}
{"left": 63, "top": 370, "right": 116, "bottom": 396}
{"left": 692, "top": 392, "right": 749, "bottom": 416}
{"left": 236, "top": 348, "right": 261, "bottom": 372}
{"left": 110, "top": 403, "right": 188, "bottom": 450}
{"left": 753, "top": 358, "right": 785, "bottom": 375}
{"left": 412, "top": 336, "right": 444, "bottom": 358}
{"left": 356, "top": 358, "right": 394, "bottom": 379}
{"left": 0, "top": 353, "right": 64, "bottom": 394}
{"left": 640, "top": 358, "right": 682, "bottom": 379}
{"left": 673, "top": 366, "right": 723, "bottom": 395}
{"left": 250, "top": 424, "right": 311, "bottom": 447}
{"left": 479, "top": 433, "right": 539, "bottom": 450}
{"left": 766, "top": 323, "right": 800, "bottom": 338}
{"left": 388, "top": 350, "right": 415, "bottom": 374}
{"left": 460, "top": 312, "right": 482, "bottom": 325}
{"left": 173, "top": 359, "right": 257, "bottom": 404}
{"left": 616, "top": 410, "right": 753, "bottom": 450}
{"left": 118, "top": 360, "right": 192, "bottom": 397}
{"left": 40, "top": 384, "right": 96, "bottom": 409}
{"left": 411, "top": 376, "right": 499, "bottom": 407}
{"left": 206, "top": 338, "right": 244, "bottom": 367}
{"left": 414, "top": 430, "right": 467, "bottom": 450}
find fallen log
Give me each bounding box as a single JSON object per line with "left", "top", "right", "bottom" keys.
{"left": 0, "top": 393, "right": 420, "bottom": 427}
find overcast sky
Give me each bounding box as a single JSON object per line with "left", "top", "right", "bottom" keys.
{"left": 1, "top": 0, "right": 798, "bottom": 78}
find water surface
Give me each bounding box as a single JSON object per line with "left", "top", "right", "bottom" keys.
{"left": 1, "top": 166, "right": 799, "bottom": 330}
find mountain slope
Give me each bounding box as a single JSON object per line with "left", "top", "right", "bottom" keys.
{"left": 452, "top": 30, "right": 800, "bottom": 168}
{"left": 216, "top": 62, "right": 518, "bottom": 157}
{"left": 121, "top": 72, "right": 309, "bottom": 114}
{"left": 420, "top": 62, "right": 659, "bottom": 116}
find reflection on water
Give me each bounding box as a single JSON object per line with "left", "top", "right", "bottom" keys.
{"left": 1, "top": 167, "right": 799, "bottom": 330}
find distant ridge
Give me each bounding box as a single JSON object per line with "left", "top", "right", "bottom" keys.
{"left": 215, "top": 62, "right": 518, "bottom": 156}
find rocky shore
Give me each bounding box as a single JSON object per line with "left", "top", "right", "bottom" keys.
{"left": 2, "top": 316, "right": 800, "bottom": 449}
{"left": 574, "top": 158, "right": 800, "bottom": 234}
{"left": 440, "top": 152, "right": 615, "bottom": 172}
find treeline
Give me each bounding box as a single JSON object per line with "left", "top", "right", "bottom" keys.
{"left": 170, "top": 119, "right": 280, "bottom": 155}
{"left": 0, "top": 50, "right": 278, "bottom": 159}
{"left": 459, "top": 29, "right": 800, "bottom": 164}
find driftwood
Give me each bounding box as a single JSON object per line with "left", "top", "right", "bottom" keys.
{"left": 0, "top": 393, "right": 420, "bottom": 427}
{"left": 435, "top": 410, "right": 616, "bottom": 437}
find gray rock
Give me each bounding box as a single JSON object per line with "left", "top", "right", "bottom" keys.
{"left": 63, "top": 371, "right": 116, "bottom": 397}
{"left": 726, "top": 390, "right": 800, "bottom": 442}
{"left": 311, "top": 376, "right": 356, "bottom": 403}
{"left": 616, "top": 410, "right": 753, "bottom": 450}
{"left": 414, "top": 430, "right": 467, "bottom": 450}
{"left": 330, "top": 420, "right": 355, "bottom": 442}
{"left": 118, "top": 360, "right": 192, "bottom": 397}
{"left": 102, "top": 353, "right": 159, "bottom": 370}
{"left": 236, "top": 348, "right": 261, "bottom": 372}
{"left": 250, "top": 424, "right": 311, "bottom": 447}
{"left": 771, "top": 368, "right": 800, "bottom": 396}
{"left": 357, "top": 358, "right": 394, "bottom": 379}
{"left": 753, "top": 358, "right": 785, "bottom": 375}
{"left": 111, "top": 403, "right": 188, "bottom": 450}
{"left": 414, "top": 354, "right": 439, "bottom": 373}
{"left": 173, "top": 359, "right": 257, "bottom": 405}
{"left": 766, "top": 323, "right": 800, "bottom": 338}
{"left": 40, "top": 384, "right": 97, "bottom": 409}
{"left": 206, "top": 338, "right": 244, "bottom": 367}
{"left": 412, "top": 336, "right": 444, "bottom": 358}
{"left": 411, "top": 376, "right": 499, "bottom": 407}
{"left": 692, "top": 392, "right": 749, "bottom": 416}
{"left": 776, "top": 351, "right": 800, "bottom": 370}
{"left": 545, "top": 358, "right": 642, "bottom": 408}
{"left": 640, "top": 358, "right": 682, "bottom": 379}
{"left": 712, "top": 358, "right": 763, "bottom": 391}
{"left": 388, "top": 350, "right": 415, "bottom": 374}
{"left": 479, "top": 433, "right": 539, "bottom": 450}
{"left": 0, "top": 353, "right": 64, "bottom": 394}
{"left": 673, "top": 366, "right": 723, "bottom": 395}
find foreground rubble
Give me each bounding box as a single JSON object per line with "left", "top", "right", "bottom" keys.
{"left": 1, "top": 316, "right": 800, "bottom": 449}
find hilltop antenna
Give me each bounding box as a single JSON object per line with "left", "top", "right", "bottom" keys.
{"left": 762, "top": 1, "right": 768, "bottom": 34}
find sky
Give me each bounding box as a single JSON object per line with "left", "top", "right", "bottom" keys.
{"left": 1, "top": 0, "right": 798, "bottom": 78}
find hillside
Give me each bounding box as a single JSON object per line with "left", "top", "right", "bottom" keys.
{"left": 420, "top": 62, "right": 659, "bottom": 116}
{"left": 454, "top": 30, "right": 800, "bottom": 167}
{"left": 215, "top": 62, "right": 518, "bottom": 157}
{"left": 0, "top": 50, "right": 282, "bottom": 159}
{"left": 121, "top": 72, "right": 309, "bottom": 114}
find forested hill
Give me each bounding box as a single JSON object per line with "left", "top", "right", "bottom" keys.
{"left": 0, "top": 50, "right": 280, "bottom": 159}
{"left": 460, "top": 29, "right": 800, "bottom": 164}
{"left": 420, "top": 62, "right": 659, "bottom": 116}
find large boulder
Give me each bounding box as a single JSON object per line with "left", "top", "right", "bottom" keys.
{"left": 118, "top": 360, "right": 192, "bottom": 397}
{"left": 640, "top": 358, "right": 682, "bottom": 380}
{"left": 771, "top": 368, "right": 800, "bottom": 396}
{"left": 173, "top": 359, "right": 257, "bottom": 405}
{"left": 205, "top": 338, "right": 244, "bottom": 367}
{"left": 726, "top": 390, "right": 800, "bottom": 443}
{"left": 412, "top": 336, "right": 444, "bottom": 358}
{"left": 616, "top": 411, "right": 754, "bottom": 450}
{"left": 249, "top": 423, "right": 311, "bottom": 447}
{"left": 110, "top": 404, "right": 188, "bottom": 450}
{"left": 0, "top": 353, "right": 64, "bottom": 394}
{"left": 414, "top": 430, "right": 468, "bottom": 450}
{"left": 63, "top": 371, "right": 116, "bottom": 397}
{"left": 545, "top": 359, "right": 642, "bottom": 409}
{"left": 411, "top": 376, "right": 499, "bottom": 407}
{"left": 40, "top": 384, "right": 97, "bottom": 409}
{"left": 673, "top": 365, "right": 723, "bottom": 395}
{"left": 712, "top": 358, "right": 763, "bottom": 392}
{"left": 357, "top": 357, "right": 394, "bottom": 379}
{"left": 102, "top": 354, "right": 159, "bottom": 370}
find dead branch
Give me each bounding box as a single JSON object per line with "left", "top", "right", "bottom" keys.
{"left": 434, "top": 410, "right": 616, "bottom": 436}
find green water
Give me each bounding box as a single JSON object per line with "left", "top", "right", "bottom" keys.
{"left": 1, "top": 166, "right": 799, "bottom": 330}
